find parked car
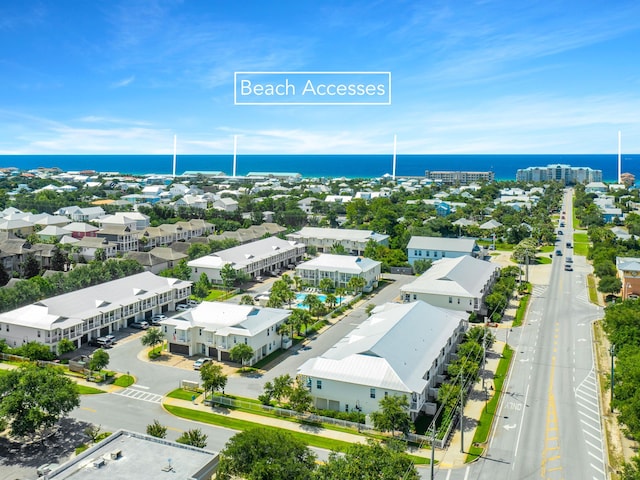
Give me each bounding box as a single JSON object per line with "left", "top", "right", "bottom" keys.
{"left": 193, "top": 358, "right": 211, "bottom": 370}
{"left": 176, "top": 304, "right": 191, "bottom": 311}
{"left": 186, "top": 299, "right": 200, "bottom": 307}
{"left": 88, "top": 337, "right": 113, "bottom": 348}
{"left": 104, "top": 334, "right": 116, "bottom": 344}
{"left": 131, "top": 321, "right": 150, "bottom": 329}
{"left": 255, "top": 276, "right": 264, "bottom": 282}
{"left": 37, "top": 463, "right": 59, "bottom": 477}
{"left": 150, "top": 314, "right": 167, "bottom": 325}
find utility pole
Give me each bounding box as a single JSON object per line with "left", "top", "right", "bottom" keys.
{"left": 482, "top": 327, "right": 487, "bottom": 390}
{"left": 460, "top": 385, "right": 464, "bottom": 453}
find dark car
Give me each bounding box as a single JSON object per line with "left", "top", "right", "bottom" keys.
{"left": 555, "top": 249, "right": 563, "bottom": 256}
{"left": 557, "top": 230, "right": 563, "bottom": 235}
{"left": 564, "top": 264, "right": 573, "bottom": 271}
{"left": 566, "top": 242, "right": 572, "bottom": 248}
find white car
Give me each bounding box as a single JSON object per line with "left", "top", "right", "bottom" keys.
{"left": 176, "top": 304, "right": 191, "bottom": 311}
{"left": 193, "top": 358, "right": 211, "bottom": 370}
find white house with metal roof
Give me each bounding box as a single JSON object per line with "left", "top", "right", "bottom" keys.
{"left": 286, "top": 227, "right": 389, "bottom": 256}
{"left": 187, "top": 236, "right": 305, "bottom": 283}
{"left": 0, "top": 272, "right": 192, "bottom": 351}
{"left": 400, "top": 256, "right": 500, "bottom": 315}
{"left": 295, "top": 254, "right": 381, "bottom": 291}
{"left": 407, "top": 236, "right": 479, "bottom": 266}
{"left": 297, "top": 301, "right": 467, "bottom": 418}
{"left": 161, "top": 302, "right": 290, "bottom": 361}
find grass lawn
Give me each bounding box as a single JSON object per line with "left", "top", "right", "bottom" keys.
{"left": 539, "top": 245, "right": 555, "bottom": 253}
{"left": 573, "top": 232, "right": 590, "bottom": 256}
{"left": 513, "top": 294, "right": 530, "bottom": 327}
{"left": 587, "top": 275, "right": 600, "bottom": 305}
{"left": 113, "top": 374, "right": 134, "bottom": 387}
{"left": 251, "top": 348, "right": 287, "bottom": 369}
{"left": 204, "top": 289, "right": 231, "bottom": 301}
{"left": 168, "top": 388, "right": 202, "bottom": 401}
{"left": 536, "top": 256, "right": 552, "bottom": 265}
{"left": 466, "top": 344, "right": 513, "bottom": 462}
{"left": 164, "top": 404, "right": 431, "bottom": 464}
{"left": 76, "top": 384, "right": 106, "bottom": 394}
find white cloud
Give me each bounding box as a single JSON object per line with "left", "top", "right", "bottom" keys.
{"left": 111, "top": 75, "right": 135, "bottom": 88}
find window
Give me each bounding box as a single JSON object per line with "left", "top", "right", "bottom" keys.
{"left": 37, "top": 331, "right": 41, "bottom": 338}
{"left": 449, "top": 296, "right": 452, "bottom": 303}
{"left": 442, "top": 251, "right": 446, "bottom": 257}
{"left": 384, "top": 391, "right": 388, "bottom": 397}
{"left": 317, "top": 380, "right": 322, "bottom": 390}
{"left": 457, "top": 298, "right": 460, "bottom": 304}
{"left": 370, "top": 388, "right": 376, "bottom": 399}
{"left": 199, "top": 329, "right": 202, "bottom": 336}
{"left": 244, "top": 338, "right": 248, "bottom": 344}
{"left": 434, "top": 251, "right": 438, "bottom": 258}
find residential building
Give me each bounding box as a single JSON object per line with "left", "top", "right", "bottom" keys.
{"left": 0, "top": 272, "right": 192, "bottom": 351}
{"left": 286, "top": 227, "right": 389, "bottom": 256}
{"left": 212, "top": 197, "right": 239, "bottom": 212}
{"left": 98, "top": 212, "right": 150, "bottom": 230}
{"left": 297, "top": 301, "right": 468, "bottom": 418}
{"left": 0, "top": 218, "right": 34, "bottom": 238}
{"left": 47, "top": 429, "right": 218, "bottom": 480}
{"left": 162, "top": 302, "right": 290, "bottom": 361}
{"left": 616, "top": 256, "right": 640, "bottom": 300}
{"left": 97, "top": 225, "right": 139, "bottom": 253}
{"left": 400, "top": 256, "right": 500, "bottom": 315}
{"left": 295, "top": 254, "right": 381, "bottom": 291}
{"left": 56, "top": 206, "right": 105, "bottom": 222}
{"left": 424, "top": 170, "right": 495, "bottom": 184}
{"left": 124, "top": 247, "right": 187, "bottom": 274}
{"left": 212, "top": 223, "right": 286, "bottom": 245}
{"left": 72, "top": 236, "right": 118, "bottom": 261}
{"left": 515, "top": 164, "right": 602, "bottom": 184}
{"left": 188, "top": 236, "right": 305, "bottom": 283}
{"left": 63, "top": 222, "right": 99, "bottom": 239}
{"left": 407, "top": 236, "right": 478, "bottom": 266}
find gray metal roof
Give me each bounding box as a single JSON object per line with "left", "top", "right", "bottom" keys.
{"left": 407, "top": 236, "right": 477, "bottom": 253}
{"left": 401, "top": 255, "right": 499, "bottom": 297}
{"left": 298, "top": 301, "right": 466, "bottom": 393}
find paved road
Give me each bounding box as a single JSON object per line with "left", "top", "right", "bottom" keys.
{"left": 431, "top": 189, "right": 606, "bottom": 479}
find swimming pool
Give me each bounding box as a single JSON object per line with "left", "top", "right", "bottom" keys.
{"left": 294, "top": 292, "right": 344, "bottom": 308}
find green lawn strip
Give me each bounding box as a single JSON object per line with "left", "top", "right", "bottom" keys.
{"left": 76, "top": 384, "right": 106, "bottom": 394}
{"left": 587, "top": 275, "right": 600, "bottom": 305}
{"left": 113, "top": 374, "right": 134, "bottom": 387}
{"left": 539, "top": 245, "right": 555, "bottom": 253}
{"left": 164, "top": 404, "right": 430, "bottom": 464}
{"left": 535, "top": 256, "right": 552, "bottom": 265}
{"left": 204, "top": 289, "right": 228, "bottom": 301}
{"left": 251, "top": 348, "right": 288, "bottom": 369}
{"left": 573, "top": 232, "right": 589, "bottom": 243}
{"left": 573, "top": 243, "right": 589, "bottom": 256}
{"left": 513, "top": 294, "right": 530, "bottom": 327}
{"left": 465, "top": 344, "right": 513, "bottom": 463}
{"left": 168, "top": 388, "right": 202, "bottom": 401}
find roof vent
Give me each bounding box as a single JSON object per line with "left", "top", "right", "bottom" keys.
{"left": 110, "top": 449, "right": 122, "bottom": 460}
{"left": 92, "top": 458, "right": 106, "bottom": 468}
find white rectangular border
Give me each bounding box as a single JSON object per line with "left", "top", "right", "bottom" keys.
{"left": 234, "top": 71, "right": 391, "bottom": 105}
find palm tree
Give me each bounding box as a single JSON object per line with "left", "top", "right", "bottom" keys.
{"left": 319, "top": 277, "right": 334, "bottom": 294}
{"left": 325, "top": 293, "right": 337, "bottom": 310}
{"left": 293, "top": 275, "right": 303, "bottom": 292}
{"left": 335, "top": 287, "right": 347, "bottom": 305}
{"left": 140, "top": 328, "right": 165, "bottom": 356}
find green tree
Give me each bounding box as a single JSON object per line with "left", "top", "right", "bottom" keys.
{"left": 13, "top": 341, "right": 55, "bottom": 361}
{"left": 239, "top": 294, "right": 255, "bottom": 305}
{"left": 0, "top": 263, "right": 9, "bottom": 286}
{"left": 288, "top": 378, "right": 313, "bottom": 413}
{"left": 290, "top": 308, "right": 313, "bottom": 336}
{"left": 272, "top": 374, "right": 294, "bottom": 403}
{"left": 229, "top": 343, "right": 254, "bottom": 370}
{"left": 598, "top": 275, "right": 622, "bottom": 296}
{"left": 146, "top": 419, "right": 168, "bottom": 439}
{"left": 217, "top": 428, "right": 316, "bottom": 480}
{"left": 176, "top": 428, "right": 208, "bottom": 448}
{"left": 200, "top": 362, "right": 228, "bottom": 399}
{"left": 193, "top": 272, "right": 211, "bottom": 298}
{"left": 370, "top": 394, "right": 412, "bottom": 437}
{"left": 330, "top": 243, "right": 348, "bottom": 255}
{"left": 23, "top": 253, "right": 40, "bottom": 278}
{"left": 56, "top": 338, "right": 76, "bottom": 356}
{"left": 51, "top": 247, "right": 67, "bottom": 272}
{"left": 325, "top": 293, "right": 337, "bottom": 309}
{"left": 140, "top": 327, "right": 165, "bottom": 355}
{"left": 88, "top": 349, "right": 110, "bottom": 378}
{"left": 94, "top": 248, "right": 106, "bottom": 262}
{"left": 302, "top": 294, "right": 323, "bottom": 321}
{"left": 319, "top": 277, "right": 334, "bottom": 293}
{"left": 187, "top": 243, "right": 211, "bottom": 260}
{"left": 0, "top": 364, "right": 80, "bottom": 438}
{"left": 347, "top": 276, "right": 367, "bottom": 294}
{"left": 412, "top": 259, "right": 432, "bottom": 275}
{"left": 315, "top": 440, "right": 419, "bottom": 480}
{"left": 220, "top": 263, "right": 237, "bottom": 294}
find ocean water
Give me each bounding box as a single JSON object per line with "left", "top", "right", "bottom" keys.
{"left": 0, "top": 154, "right": 637, "bottom": 182}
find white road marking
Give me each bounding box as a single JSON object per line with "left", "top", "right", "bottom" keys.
{"left": 513, "top": 383, "right": 530, "bottom": 470}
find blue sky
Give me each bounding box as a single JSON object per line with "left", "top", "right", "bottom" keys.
{"left": 1, "top": 0, "right": 639, "bottom": 155}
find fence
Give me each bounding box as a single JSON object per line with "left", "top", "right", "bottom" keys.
{"left": 205, "top": 394, "right": 449, "bottom": 449}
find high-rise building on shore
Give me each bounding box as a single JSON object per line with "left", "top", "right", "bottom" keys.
{"left": 516, "top": 164, "right": 602, "bottom": 184}
{"left": 424, "top": 170, "right": 494, "bottom": 184}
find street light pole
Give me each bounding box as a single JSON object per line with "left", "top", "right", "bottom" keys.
{"left": 460, "top": 386, "right": 464, "bottom": 453}
{"left": 430, "top": 422, "right": 436, "bottom": 480}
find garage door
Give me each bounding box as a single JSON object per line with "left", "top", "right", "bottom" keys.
{"left": 169, "top": 343, "right": 189, "bottom": 355}
{"left": 208, "top": 347, "right": 218, "bottom": 358}
{"left": 220, "top": 351, "right": 231, "bottom": 362}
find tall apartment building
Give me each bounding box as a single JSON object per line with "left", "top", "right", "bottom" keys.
{"left": 424, "top": 170, "right": 495, "bottom": 184}
{"left": 516, "top": 164, "right": 602, "bottom": 184}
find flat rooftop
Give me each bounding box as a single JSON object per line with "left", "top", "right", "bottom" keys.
{"left": 48, "top": 430, "right": 218, "bottom": 480}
